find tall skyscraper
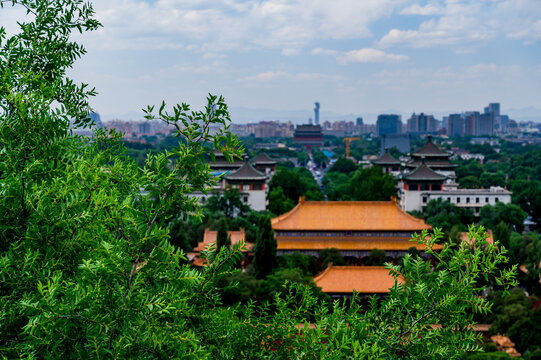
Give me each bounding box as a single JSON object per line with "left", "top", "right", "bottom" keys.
{"left": 356, "top": 117, "right": 363, "bottom": 126}
{"left": 377, "top": 114, "right": 402, "bottom": 136}
{"left": 446, "top": 114, "right": 464, "bottom": 137}
{"left": 477, "top": 113, "right": 494, "bottom": 136}
{"left": 407, "top": 113, "right": 437, "bottom": 133}
{"left": 314, "top": 102, "right": 320, "bottom": 125}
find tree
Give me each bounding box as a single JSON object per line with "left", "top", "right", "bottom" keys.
{"left": 216, "top": 218, "right": 231, "bottom": 251}
{"left": 0, "top": 2, "right": 520, "bottom": 358}
{"left": 459, "top": 175, "right": 482, "bottom": 189}
{"left": 365, "top": 248, "right": 387, "bottom": 266}
{"left": 205, "top": 187, "right": 249, "bottom": 218}
{"left": 252, "top": 215, "right": 277, "bottom": 279}
{"left": 480, "top": 202, "right": 527, "bottom": 232}
{"left": 1, "top": 1, "right": 244, "bottom": 357}
{"left": 347, "top": 166, "right": 397, "bottom": 201}
{"left": 423, "top": 198, "right": 475, "bottom": 232}
{"left": 267, "top": 186, "right": 295, "bottom": 215}
{"left": 319, "top": 248, "right": 345, "bottom": 270}
{"left": 327, "top": 157, "right": 358, "bottom": 174}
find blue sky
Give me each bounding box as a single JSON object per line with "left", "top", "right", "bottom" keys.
{"left": 2, "top": 0, "right": 541, "bottom": 123}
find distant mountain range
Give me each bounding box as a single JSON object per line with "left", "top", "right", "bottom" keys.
{"left": 99, "top": 106, "right": 541, "bottom": 124}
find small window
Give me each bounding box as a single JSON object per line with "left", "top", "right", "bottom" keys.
{"left": 485, "top": 197, "right": 489, "bottom": 203}
{"left": 476, "top": 197, "right": 480, "bottom": 203}
{"left": 466, "top": 197, "right": 470, "bottom": 203}
{"left": 495, "top": 197, "right": 499, "bottom": 202}
{"left": 457, "top": 197, "right": 461, "bottom": 203}
{"left": 243, "top": 196, "right": 249, "bottom": 203}
{"left": 423, "top": 196, "right": 428, "bottom": 203}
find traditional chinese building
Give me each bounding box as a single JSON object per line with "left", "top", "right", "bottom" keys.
{"left": 271, "top": 199, "right": 437, "bottom": 263}
{"left": 251, "top": 152, "right": 277, "bottom": 175}
{"left": 398, "top": 163, "right": 447, "bottom": 212}
{"left": 313, "top": 265, "right": 402, "bottom": 298}
{"left": 371, "top": 150, "right": 402, "bottom": 177}
{"left": 405, "top": 136, "right": 457, "bottom": 181}
{"left": 190, "top": 151, "right": 273, "bottom": 211}
{"left": 188, "top": 228, "right": 253, "bottom": 267}
{"left": 224, "top": 162, "right": 268, "bottom": 211}
{"left": 293, "top": 124, "right": 324, "bottom": 149}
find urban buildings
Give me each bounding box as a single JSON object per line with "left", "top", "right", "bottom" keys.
{"left": 407, "top": 113, "right": 438, "bottom": 134}
{"left": 376, "top": 114, "right": 402, "bottom": 136}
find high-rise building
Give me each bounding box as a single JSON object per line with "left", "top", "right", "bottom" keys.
{"left": 377, "top": 114, "right": 402, "bottom": 136}
{"left": 314, "top": 102, "right": 320, "bottom": 125}
{"left": 356, "top": 117, "right": 363, "bottom": 126}
{"left": 477, "top": 113, "right": 494, "bottom": 136}
{"left": 407, "top": 113, "right": 437, "bottom": 134}
{"left": 463, "top": 112, "right": 479, "bottom": 136}
{"left": 446, "top": 114, "right": 464, "bottom": 137}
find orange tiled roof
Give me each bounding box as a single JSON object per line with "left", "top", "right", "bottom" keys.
{"left": 193, "top": 228, "right": 252, "bottom": 252}
{"left": 314, "top": 265, "right": 402, "bottom": 294}
{"left": 271, "top": 200, "right": 431, "bottom": 232}
{"left": 277, "top": 238, "right": 443, "bottom": 251}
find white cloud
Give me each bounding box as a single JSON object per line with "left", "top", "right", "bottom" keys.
{"left": 338, "top": 48, "right": 409, "bottom": 63}
{"left": 310, "top": 48, "right": 339, "bottom": 56}
{"left": 282, "top": 48, "right": 300, "bottom": 56}
{"left": 244, "top": 71, "right": 341, "bottom": 82}
{"left": 399, "top": 3, "right": 444, "bottom": 16}
{"left": 380, "top": 0, "right": 541, "bottom": 49}
{"left": 77, "top": 0, "right": 405, "bottom": 52}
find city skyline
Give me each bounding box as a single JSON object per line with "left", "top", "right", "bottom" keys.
{"left": 1, "top": 0, "right": 540, "bottom": 122}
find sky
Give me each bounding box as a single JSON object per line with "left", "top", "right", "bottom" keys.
{"left": 2, "top": 0, "right": 541, "bottom": 123}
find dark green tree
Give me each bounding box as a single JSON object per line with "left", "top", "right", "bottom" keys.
{"left": 423, "top": 199, "right": 475, "bottom": 232}
{"left": 205, "top": 187, "right": 249, "bottom": 218}
{"left": 365, "top": 248, "right": 388, "bottom": 266}
{"left": 480, "top": 202, "right": 527, "bottom": 232}
{"left": 319, "top": 248, "right": 345, "bottom": 270}
{"left": 252, "top": 215, "right": 277, "bottom": 279}
{"left": 267, "top": 186, "right": 295, "bottom": 215}
{"left": 216, "top": 218, "right": 231, "bottom": 251}
{"left": 328, "top": 157, "right": 358, "bottom": 174}
{"left": 459, "top": 175, "right": 482, "bottom": 189}
{"left": 346, "top": 166, "right": 397, "bottom": 201}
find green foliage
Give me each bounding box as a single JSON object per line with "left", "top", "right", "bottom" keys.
{"left": 0, "top": 1, "right": 245, "bottom": 356}
{"left": 319, "top": 248, "right": 346, "bottom": 270}
{"left": 488, "top": 288, "right": 541, "bottom": 354}
{"left": 216, "top": 218, "right": 231, "bottom": 251}
{"left": 365, "top": 248, "right": 388, "bottom": 266}
{"left": 267, "top": 186, "right": 295, "bottom": 215}
{"left": 268, "top": 166, "right": 323, "bottom": 213}
{"left": 510, "top": 179, "right": 541, "bottom": 227}
{"left": 278, "top": 252, "right": 318, "bottom": 276}
{"left": 459, "top": 175, "right": 482, "bottom": 189}
{"left": 252, "top": 215, "right": 277, "bottom": 279}
{"left": 312, "top": 147, "right": 328, "bottom": 168}
{"left": 423, "top": 198, "right": 475, "bottom": 232}
{"left": 204, "top": 187, "right": 249, "bottom": 218}
{"left": 323, "top": 165, "right": 397, "bottom": 201}
{"left": 327, "top": 157, "right": 358, "bottom": 174}
{"left": 480, "top": 202, "right": 527, "bottom": 233}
